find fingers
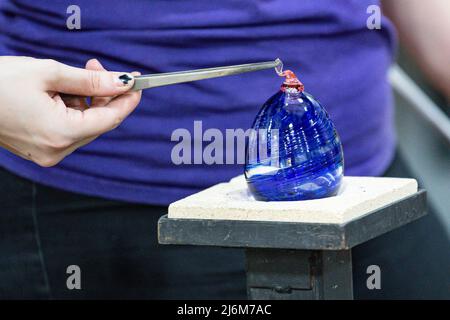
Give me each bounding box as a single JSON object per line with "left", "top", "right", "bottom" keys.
{"left": 60, "top": 94, "right": 89, "bottom": 111}
{"left": 44, "top": 59, "right": 135, "bottom": 97}
{"left": 63, "top": 69, "right": 142, "bottom": 149}
{"left": 34, "top": 59, "right": 142, "bottom": 165}
{"left": 58, "top": 59, "right": 112, "bottom": 110}
{"left": 81, "top": 89, "right": 141, "bottom": 138}
{"left": 1, "top": 57, "right": 142, "bottom": 168}
{"left": 85, "top": 58, "right": 103, "bottom": 70}
{"left": 85, "top": 59, "right": 114, "bottom": 107}
{"left": 65, "top": 86, "right": 142, "bottom": 139}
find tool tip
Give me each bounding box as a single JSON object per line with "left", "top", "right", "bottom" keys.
{"left": 274, "top": 58, "right": 284, "bottom": 76}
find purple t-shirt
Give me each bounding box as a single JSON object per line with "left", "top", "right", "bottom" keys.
{"left": 0, "top": 0, "right": 396, "bottom": 205}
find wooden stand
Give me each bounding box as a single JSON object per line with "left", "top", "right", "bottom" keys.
{"left": 158, "top": 176, "right": 426, "bottom": 300}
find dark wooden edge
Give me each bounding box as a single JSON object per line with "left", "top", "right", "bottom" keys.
{"left": 344, "top": 189, "right": 427, "bottom": 248}
{"left": 158, "top": 190, "right": 427, "bottom": 250}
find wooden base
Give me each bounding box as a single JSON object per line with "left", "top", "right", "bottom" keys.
{"left": 158, "top": 187, "right": 427, "bottom": 300}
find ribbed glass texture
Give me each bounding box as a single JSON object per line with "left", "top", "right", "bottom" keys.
{"left": 245, "top": 89, "right": 344, "bottom": 201}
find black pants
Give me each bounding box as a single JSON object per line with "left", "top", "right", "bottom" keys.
{"left": 0, "top": 169, "right": 246, "bottom": 299}
{"left": 0, "top": 152, "right": 448, "bottom": 299}
{"left": 353, "top": 153, "right": 450, "bottom": 299}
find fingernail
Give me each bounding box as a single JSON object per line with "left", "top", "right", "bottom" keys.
{"left": 116, "top": 73, "right": 134, "bottom": 87}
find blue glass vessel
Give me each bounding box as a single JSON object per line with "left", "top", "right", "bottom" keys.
{"left": 245, "top": 71, "right": 344, "bottom": 201}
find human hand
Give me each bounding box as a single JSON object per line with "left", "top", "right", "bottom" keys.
{"left": 0, "top": 56, "right": 141, "bottom": 166}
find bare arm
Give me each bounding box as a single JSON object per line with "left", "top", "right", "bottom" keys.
{"left": 382, "top": 0, "right": 450, "bottom": 100}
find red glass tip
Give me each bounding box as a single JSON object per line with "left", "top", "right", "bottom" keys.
{"left": 279, "top": 70, "right": 304, "bottom": 92}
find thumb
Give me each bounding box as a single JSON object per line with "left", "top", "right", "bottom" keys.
{"left": 46, "top": 60, "right": 135, "bottom": 97}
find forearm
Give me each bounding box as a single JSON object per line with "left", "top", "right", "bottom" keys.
{"left": 382, "top": 0, "right": 450, "bottom": 100}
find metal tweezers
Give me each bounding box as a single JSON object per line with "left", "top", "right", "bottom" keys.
{"left": 132, "top": 58, "right": 282, "bottom": 91}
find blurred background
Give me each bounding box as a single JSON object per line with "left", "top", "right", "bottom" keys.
{"left": 393, "top": 49, "right": 450, "bottom": 240}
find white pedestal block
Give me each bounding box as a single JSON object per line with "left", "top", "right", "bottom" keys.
{"left": 168, "top": 175, "right": 418, "bottom": 224}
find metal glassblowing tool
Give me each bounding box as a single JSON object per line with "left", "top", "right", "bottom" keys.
{"left": 131, "top": 59, "right": 283, "bottom": 90}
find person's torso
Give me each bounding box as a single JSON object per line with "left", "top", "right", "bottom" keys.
{"left": 0, "top": 0, "right": 396, "bottom": 204}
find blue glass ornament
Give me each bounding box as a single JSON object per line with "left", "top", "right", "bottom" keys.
{"left": 245, "top": 70, "right": 344, "bottom": 201}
